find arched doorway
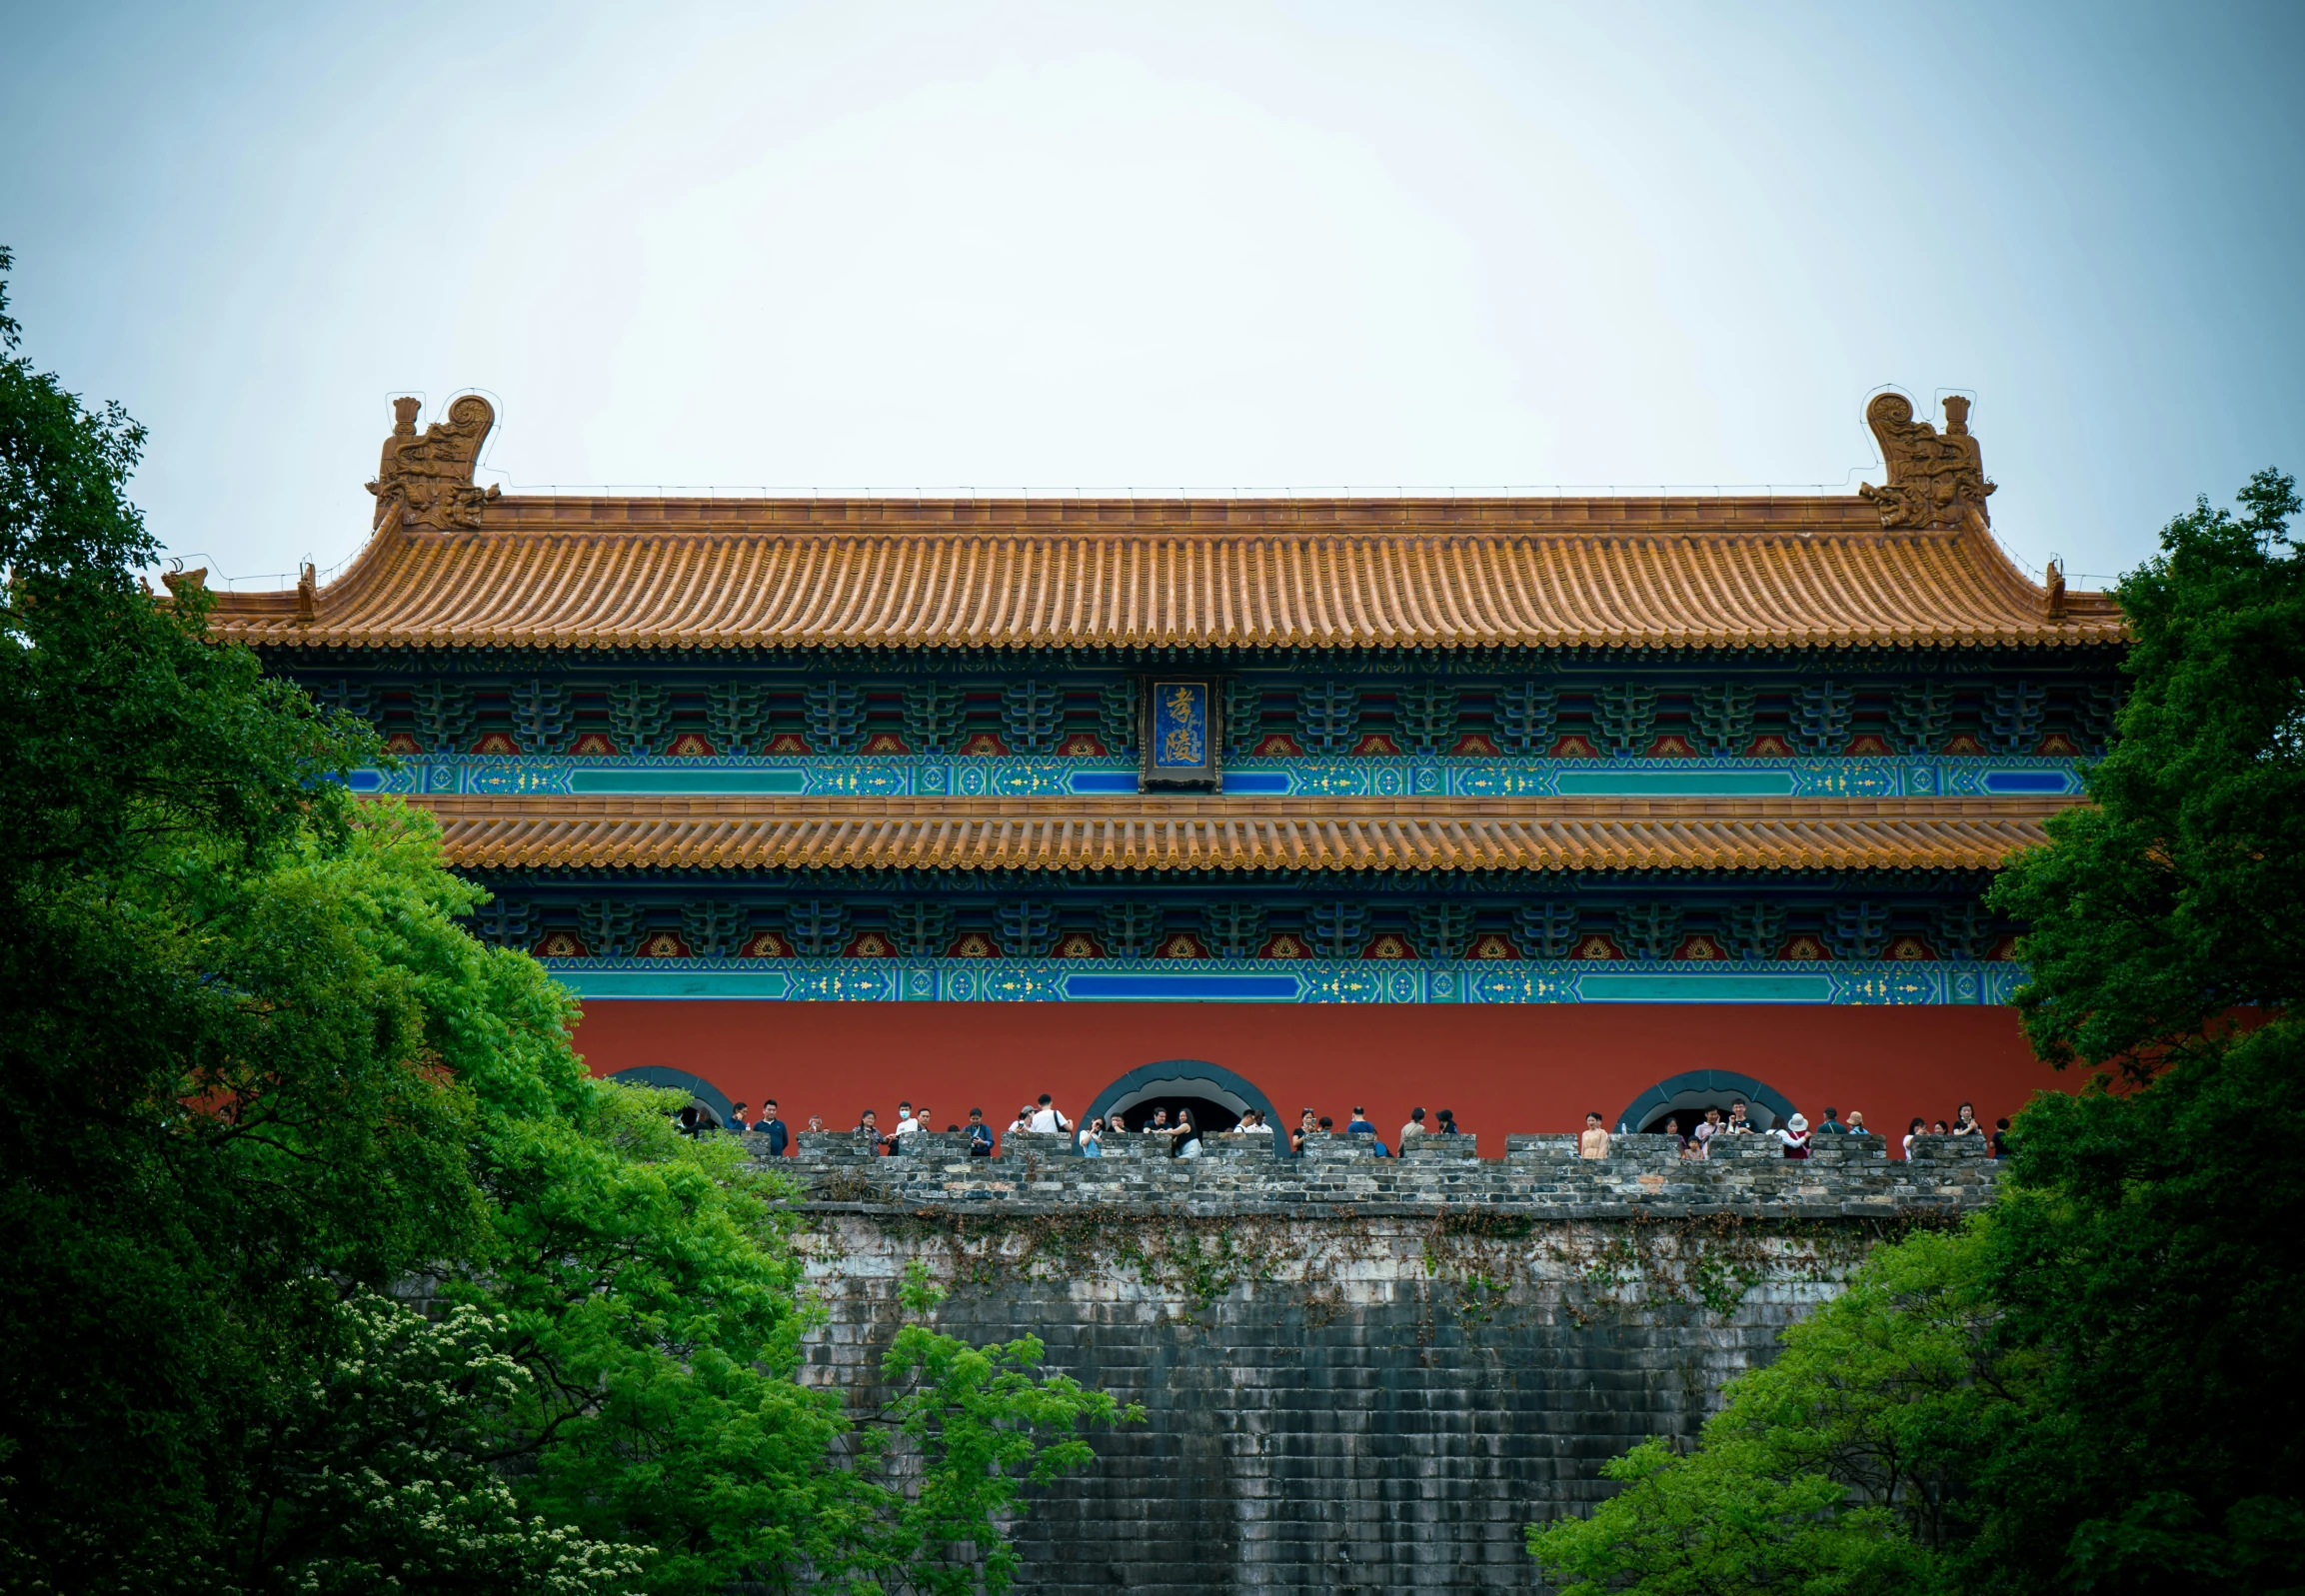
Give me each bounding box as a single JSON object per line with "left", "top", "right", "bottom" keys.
{"left": 1614, "top": 1069, "right": 1797, "bottom": 1135}
{"left": 604, "top": 1064, "right": 738, "bottom": 1128}
{"left": 1084, "top": 1059, "right": 1287, "bottom": 1155}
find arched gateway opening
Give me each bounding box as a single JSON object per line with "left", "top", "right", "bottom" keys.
{"left": 1615, "top": 1069, "right": 1798, "bottom": 1135}
{"left": 1084, "top": 1060, "right": 1287, "bottom": 1155}
{"left": 605, "top": 1065, "right": 738, "bottom": 1128}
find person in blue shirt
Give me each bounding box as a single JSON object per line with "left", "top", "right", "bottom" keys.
{"left": 752, "top": 1098, "right": 790, "bottom": 1156}
{"left": 964, "top": 1107, "right": 995, "bottom": 1157}
{"left": 1344, "top": 1105, "right": 1390, "bottom": 1156}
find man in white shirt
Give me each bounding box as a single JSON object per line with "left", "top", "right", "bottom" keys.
{"left": 1399, "top": 1106, "right": 1427, "bottom": 1144}
{"left": 889, "top": 1101, "right": 921, "bottom": 1153}
{"left": 1027, "top": 1093, "right": 1072, "bottom": 1134}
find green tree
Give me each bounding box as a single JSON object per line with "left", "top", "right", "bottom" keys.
{"left": 1526, "top": 1229, "right": 2002, "bottom": 1595}
{"left": 1534, "top": 471, "right": 2305, "bottom": 1596}
{"left": 1970, "top": 470, "right": 2305, "bottom": 1595}
{"left": 0, "top": 239, "right": 491, "bottom": 1586}
{"left": 0, "top": 250, "right": 1131, "bottom": 1595}
{"left": 1992, "top": 469, "right": 2304, "bottom": 1067}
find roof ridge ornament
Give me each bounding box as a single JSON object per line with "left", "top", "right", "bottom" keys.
{"left": 1858, "top": 392, "right": 1996, "bottom": 531}
{"left": 368, "top": 394, "right": 502, "bottom": 532}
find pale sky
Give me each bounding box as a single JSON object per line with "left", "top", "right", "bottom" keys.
{"left": 3, "top": 1, "right": 2300, "bottom": 591}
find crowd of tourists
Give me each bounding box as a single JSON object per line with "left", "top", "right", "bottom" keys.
{"left": 1574, "top": 1098, "right": 2010, "bottom": 1160}
{"left": 679, "top": 1093, "right": 2011, "bottom": 1161}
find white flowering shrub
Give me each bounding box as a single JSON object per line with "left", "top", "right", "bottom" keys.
{"left": 269, "top": 1291, "right": 649, "bottom": 1595}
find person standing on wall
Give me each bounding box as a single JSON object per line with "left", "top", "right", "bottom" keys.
{"left": 1028, "top": 1094, "right": 1072, "bottom": 1134}
{"left": 1579, "top": 1112, "right": 1611, "bottom": 1160}
{"left": 888, "top": 1101, "right": 921, "bottom": 1155}
{"left": 754, "top": 1099, "right": 790, "bottom": 1156}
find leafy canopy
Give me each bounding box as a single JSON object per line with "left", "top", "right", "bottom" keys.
{"left": 1991, "top": 468, "right": 2305, "bottom": 1068}
{"left": 1526, "top": 1230, "right": 1997, "bottom": 1596}
{"left": 1534, "top": 469, "right": 2305, "bottom": 1596}
{"left": 0, "top": 247, "right": 1132, "bottom": 1596}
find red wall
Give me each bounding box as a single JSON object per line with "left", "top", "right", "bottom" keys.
{"left": 571, "top": 1001, "right": 2069, "bottom": 1152}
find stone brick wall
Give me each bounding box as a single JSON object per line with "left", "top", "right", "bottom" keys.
{"left": 766, "top": 1131, "right": 1997, "bottom": 1593}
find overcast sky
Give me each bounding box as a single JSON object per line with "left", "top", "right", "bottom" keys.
{"left": 4, "top": 1, "right": 2300, "bottom": 591}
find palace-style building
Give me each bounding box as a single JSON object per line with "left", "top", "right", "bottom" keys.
{"left": 206, "top": 390, "right": 2120, "bottom": 1141}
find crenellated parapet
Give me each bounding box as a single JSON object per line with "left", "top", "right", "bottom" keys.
{"left": 767, "top": 1130, "right": 1999, "bottom": 1218}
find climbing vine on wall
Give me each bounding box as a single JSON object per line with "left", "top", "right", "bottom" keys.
{"left": 796, "top": 1207, "right": 1940, "bottom": 1333}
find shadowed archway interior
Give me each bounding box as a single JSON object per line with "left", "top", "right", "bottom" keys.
{"left": 1615, "top": 1069, "right": 1798, "bottom": 1135}
{"left": 605, "top": 1064, "right": 737, "bottom": 1127}
{"left": 1084, "top": 1059, "right": 1286, "bottom": 1156}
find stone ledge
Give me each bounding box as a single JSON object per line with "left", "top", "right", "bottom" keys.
{"left": 768, "top": 1131, "right": 1999, "bottom": 1218}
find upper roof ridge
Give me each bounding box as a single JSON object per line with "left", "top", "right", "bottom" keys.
{"left": 209, "top": 391, "right": 2123, "bottom": 652}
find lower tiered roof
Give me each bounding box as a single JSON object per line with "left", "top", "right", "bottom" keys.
{"left": 414, "top": 793, "right": 2068, "bottom": 873}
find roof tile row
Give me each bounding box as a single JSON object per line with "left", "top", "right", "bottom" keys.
{"left": 211, "top": 498, "right": 2122, "bottom": 653}
{"left": 410, "top": 793, "right": 2061, "bottom": 872}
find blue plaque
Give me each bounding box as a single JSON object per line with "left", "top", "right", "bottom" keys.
{"left": 1141, "top": 678, "right": 1221, "bottom": 790}
{"left": 1152, "top": 682, "right": 1208, "bottom": 769}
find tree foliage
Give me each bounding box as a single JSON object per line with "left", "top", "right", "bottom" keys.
{"left": 1527, "top": 1231, "right": 1999, "bottom": 1595}
{"left": 1969, "top": 468, "right": 2305, "bottom": 1593}
{"left": 1991, "top": 468, "right": 2305, "bottom": 1068}
{"left": 1536, "top": 470, "right": 2305, "bottom": 1596}
{"left": 0, "top": 249, "right": 1131, "bottom": 1595}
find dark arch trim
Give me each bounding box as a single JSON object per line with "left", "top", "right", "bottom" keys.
{"left": 1614, "top": 1070, "right": 1798, "bottom": 1135}
{"left": 604, "top": 1065, "right": 736, "bottom": 1126}
{"left": 1083, "top": 1058, "right": 1287, "bottom": 1157}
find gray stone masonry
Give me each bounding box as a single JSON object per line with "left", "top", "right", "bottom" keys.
{"left": 760, "top": 1131, "right": 1998, "bottom": 1594}
{"left": 770, "top": 1128, "right": 1999, "bottom": 1219}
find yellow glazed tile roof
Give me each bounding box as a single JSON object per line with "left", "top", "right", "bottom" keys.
{"left": 411, "top": 793, "right": 2066, "bottom": 873}
{"left": 209, "top": 496, "right": 2123, "bottom": 654}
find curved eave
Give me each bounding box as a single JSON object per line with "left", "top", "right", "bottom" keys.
{"left": 209, "top": 494, "right": 2129, "bottom": 655}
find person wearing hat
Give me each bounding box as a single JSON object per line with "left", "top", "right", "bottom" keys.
{"left": 1774, "top": 1113, "right": 1812, "bottom": 1160}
